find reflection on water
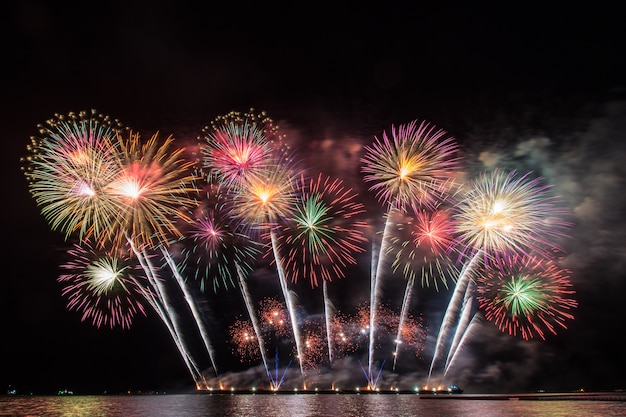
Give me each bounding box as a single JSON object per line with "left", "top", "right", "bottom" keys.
{"left": 1, "top": 394, "right": 625, "bottom": 417}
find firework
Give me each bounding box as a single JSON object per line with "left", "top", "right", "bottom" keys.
{"left": 21, "top": 110, "right": 127, "bottom": 244}
{"left": 22, "top": 109, "right": 581, "bottom": 391}
{"left": 276, "top": 173, "right": 368, "bottom": 288}
{"left": 258, "top": 297, "right": 291, "bottom": 337}
{"left": 452, "top": 169, "right": 571, "bottom": 259}
{"left": 109, "top": 130, "right": 198, "bottom": 250}
{"left": 229, "top": 319, "right": 261, "bottom": 363}
{"left": 360, "top": 119, "right": 460, "bottom": 212}
{"left": 476, "top": 253, "right": 577, "bottom": 340}
{"left": 360, "top": 119, "right": 460, "bottom": 388}
{"left": 389, "top": 206, "right": 460, "bottom": 290}
{"left": 428, "top": 169, "right": 572, "bottom": 383}
{"left": 394, "top": 312, "right": 427, "bottom": 359}
{"left": 176, "top": 173, "right": 263, "bottom": 292}
{"left": 229, "top": 153, "right": 299, "bottom": 230}
{"left": 299, "top": 319, "right": 326, "bottom": 369}
{"left": 200, "top": 109, "right": 283, "bottom": 189}
{"left": 329, "top": 311, "right": 361, "bottom": 358}
{"left": 58, "top": 239, "right": 149, "bottom": 329}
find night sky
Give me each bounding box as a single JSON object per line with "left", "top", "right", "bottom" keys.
{"left": 2, "top": 2, "right": 625, "bottom": 395}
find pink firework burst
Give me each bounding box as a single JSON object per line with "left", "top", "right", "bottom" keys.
{"left": 389, "top": 205, "right": 461, "bottom": 290}
{"left": 58, "top": 239, "right": 150, "bottom": 329}
{"left": 200, "top": 109, "right": 282, "bottom": 189}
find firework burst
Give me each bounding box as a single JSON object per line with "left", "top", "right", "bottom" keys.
{"left": 200, "top": 109, "right": 283, "bottom": 189}
{"left": 176, "top": 173, "right": 263, "bottom": 292}
{"left": 329, "top": 311, "right": 361, "bottom": 358}
{"left": 360, "top": 119, "right": 460, "bottom": 211}
{"left": 258, "top": 297, "right": 291, "bottom": 338}
{"left": 229, "top": 319, "right": 261, "bottom": 363}
{"left": 229, "top": 154, "right": 299, "bottom": 232}
{"left": 393, "top": 312, "right": 427, "bottom": 360}
{"left": 389, "top": 206, "right": 460, "bottom": 290}
{"left": 109, "top": 130, "right": 198, "bottom": 250}
{"left": 452, "top": 169, "right": 571, "bottom": 259}
{"left": 475, "top": 253, "right": 577, "bottom": 340}
{"left": 299, "top": 320, "right": 326, "bottom": 369}
{"left": 277, "top": 173, "right": 369, "bottom": 288}
{"left": 58, "top": 239, "right": 149, "bottom": 329}
{"left": 21, "top": 110, "right": 127, "bottom": 244}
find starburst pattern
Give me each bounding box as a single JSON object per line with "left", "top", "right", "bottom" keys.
{"left": 58, "top": 240, "right": 149, "bottom": 329}
{"left": 276, "top": 173, "right": 369, "bottom": 287}
{"left": 360, "top": 120, "right": 460, "bottom": 211}
{"left": 21, "top": 110, "right": 127, "bottom": 244}
{"left": 452, "top": 169, "right": 570, "bottom": 259}
{"left": 475, "top": 253, "right": 578, "bottom": 340}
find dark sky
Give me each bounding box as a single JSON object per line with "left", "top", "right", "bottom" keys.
{"left": 2, "top": 1, "right": 626, "bottom": 395}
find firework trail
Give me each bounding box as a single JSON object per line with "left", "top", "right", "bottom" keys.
{"left": 360, "top": 120, "right": 460, "bottom": 388}
{"left": 270, "top": 230, "right": 305, "bottom": 382}
{"left": 322, "top": 281, "right": 334, "bottom": 363}
{"left": 112, "top": 128, "right": 209, "bottom": 386}
{"left": 429, "top": 169, "right": 571, "bottom": 384}
{"left": 60, "top": 238, "right": 205, "bottom": 384}
{"left": 427, "top": 250, "right": 480, "bottom": 382}
{"left": 126, "top": 237, "right": 207, "bottom": 387}
{"left": 221, "top": 143, "right": 308, "bottom": 384}
{"left": 275, "top": 173, "right": 368, "bottom": 364}
{"left": 442, "top": 314, "right": 484, "bottom": 380}
{"left": 236, "top": 265, "right": 275, "bottom": 387}
{"left": 443, "top": 278, "right": 476, "bottom": 373}
{"left": 392, "top": 275, "right": 415, "bottom": 372}
{"left": 161, "top": 248, "right": 219, "bottom": 376}
{"left": 199, "top": 109, "right": 288, "bottom": 385}
{"left": 256, "top": 297, "right": 294, "bottom": 389}
{"left": 169, "top": 173, "right": 266, "bottom": 379}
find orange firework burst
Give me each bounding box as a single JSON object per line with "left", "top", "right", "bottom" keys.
{"left": 258, "top": 297, "right": 291, "bottom": 337}
{"left": 229, "top": 319, "right": 260, "bottom": 363}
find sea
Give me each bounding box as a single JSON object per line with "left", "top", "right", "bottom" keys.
{"left": 1, "top": 393, "right": 626, "bottom": 417}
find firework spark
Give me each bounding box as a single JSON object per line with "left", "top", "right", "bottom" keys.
{"left": 229, "top": 319, "right": 261, "bottom": 363}
{"left": 258, "top": 297, "right": 291, "bottom": 338}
